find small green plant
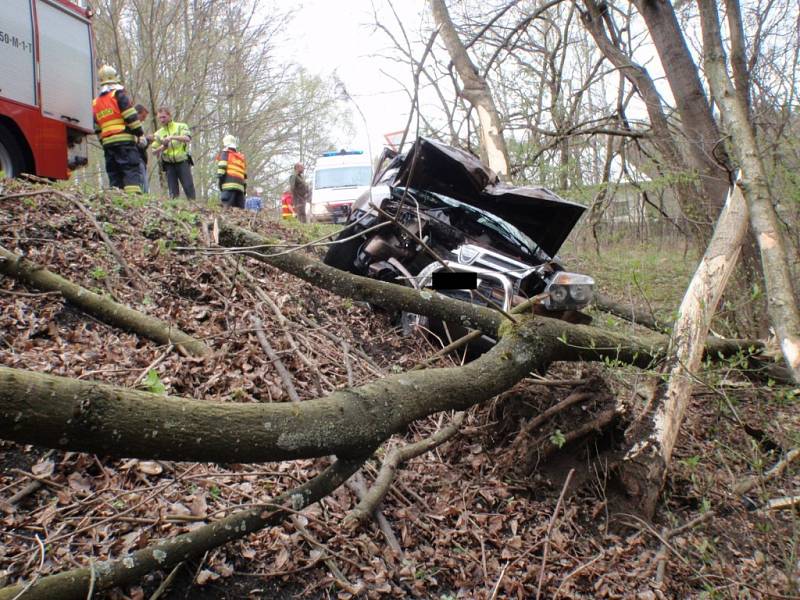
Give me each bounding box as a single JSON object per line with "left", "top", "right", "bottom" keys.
{"left": 681, "top": 455, "right": 701, "bottom": 471}
{"left": 209, "top": 486, "right": 221, "bottom": 499}
{"left": 142, "top": 369, "right": 166, "bottom": 394}
{"left": 142, "top": 219, "right": 162, "bottom": 238}
{"left": 175, "top": 209, "right": 198, "bottom": 224}
{"left": 156, "top": 239, "right": 174, "bottom": 255}
{"left": 694, "top": 536, "right": 717, "bottom": 565}
{"left": 90, "top": 267, "right": 108, "bottom": 280}
{"left": 550, "top": 429, "right": 566, "bottom": 448}
{"left": 102, "top": 222, "right": 116, "bottom": 235}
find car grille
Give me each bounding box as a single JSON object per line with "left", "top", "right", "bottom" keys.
{"left": 455, "top": 245, "right": 535, "bottom": 283}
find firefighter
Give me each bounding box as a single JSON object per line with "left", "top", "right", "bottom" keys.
{"left": 92, "top": 65, "right": 144, "bottom": 194}
{"left": 281, "top": 190, "right": 296, "bottom": 219}
{"left": 216, "top": 135, "right": 247, "bottom": 209}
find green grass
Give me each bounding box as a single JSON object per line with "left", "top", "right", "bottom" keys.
{"left": 283, "top": 220, "right": 343, "bottom": 243}
{"left": 562, "top": 236, "right": 700, "bottom": 323}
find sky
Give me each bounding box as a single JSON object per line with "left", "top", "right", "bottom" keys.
{"left": 279, "top": 0, "right": 430, "bottom": 157}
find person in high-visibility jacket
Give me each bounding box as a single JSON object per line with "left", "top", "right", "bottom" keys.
{"left": 216, "top": 135, "right": 247, "bottom": 209}
{"left": 151, "top": 107, "right": 196, "bottom": 199}
{"left": 281, "top": 190, "right": 296, "bottom": 219}
{"left": 91, "top": 65, "right": 144, "bottom": 194}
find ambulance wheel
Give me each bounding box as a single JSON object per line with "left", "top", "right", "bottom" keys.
{"left": 0, "top": 123, "right": 25, "bottom": 179}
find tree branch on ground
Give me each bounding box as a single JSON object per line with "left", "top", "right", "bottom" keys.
{"left": 0, "top": 245, "right": 210, "bottom": 357}
{"left": 0, "top": 457, "right": 367, "bottom": 600}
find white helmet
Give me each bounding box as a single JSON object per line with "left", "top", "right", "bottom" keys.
{"left": 222, "top": 134, "right": 238, "bottom": 149}
{"left": 98, "top": 64, "right": 120, "bottom": 85}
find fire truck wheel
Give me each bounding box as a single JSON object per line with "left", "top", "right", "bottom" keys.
{"left": 0, "top": 123, "right": 25, "bottom": 178}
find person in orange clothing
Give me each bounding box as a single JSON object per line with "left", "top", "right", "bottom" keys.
{"left": 281, "top": 190, "right": 296, "bottom": 219}
{"left": 91, "top": 65, "right": 144, "bottom": 193}
{"left": 216, "top": 135, "right": 247, "bottom": 209}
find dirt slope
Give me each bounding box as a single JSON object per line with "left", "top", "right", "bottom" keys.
{"left": 1, "top": 181, "right": 798, "bottom": 599}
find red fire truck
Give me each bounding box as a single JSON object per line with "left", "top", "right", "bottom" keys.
{"left": 0, "top": 0, "right": 94, "bottom": 179}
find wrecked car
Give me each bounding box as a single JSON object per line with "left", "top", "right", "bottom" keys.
{"left": 323, "top": 137, "right": 594, "bottom": 343}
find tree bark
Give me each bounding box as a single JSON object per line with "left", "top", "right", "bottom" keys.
{"left": 428, "top": 0, "right": 510, "bottom": 177}
{"left": 723, "top": 0, "right": 752, "bottom": 119}
{"left": 579, "top": 0, "right": 707, "bottom": 238}
{"left": 0, "top": 317, "right": 667, "bottom": 464}
{"left": 633, "top": 0, "right": 732, "bottom": 213}
{"left": 0, "top": 457, "right": 366, "bottom": 600}
{"left": 0, "top": 246, "right": 210, "bottom": 357}
{"left": 698, "top": 0, "right": 800, "bottom": 383}
{"left": 619, "top": 180, "right": 750, "bottom": 517}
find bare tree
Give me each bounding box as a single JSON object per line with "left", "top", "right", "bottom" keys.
{"left": 429, "top": 0, "right": 511, "bottom": 176}
{"left": 89, "top": 0, "right": 345, "bottom": 198}
{"left": 697, "top": 0, "right": 800, "bottom": 383}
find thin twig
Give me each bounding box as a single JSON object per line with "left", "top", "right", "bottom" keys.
{"left": 488, "top": 561, "right": 510, "bottom": 600}
{"left": 251, "top": 314, "right": 301, "bottom": 403}
{"left": 344, "top": 470, "right": 403, "bottom": 555}
{"left": 765, "top": 495, "right": 800, "bottom": 511}
{"left": 290, "top": 515, "right": 360, "bottom": 594}
{"left": 134, "top": 344, "right": 174, "bottom": 386}
{"left": 57, "top": 190, "right": 147, "bottom": 291}
{"left": 553, "top": 550, "right": 605, "bottom": 598}
{"left": 85, "top": 560, "right": 96, "bottom": 600}
{"left": 536, "top": 468, "right": 575, "bottom": 600}
{"left": 10, "top": 534, "right": 45, "bottom": 600}
{"left": 341, "top": 341, "right": 355, "bottom": 387}
{"left": 148, "top": 561, "right": 184, "bottom": 600}
{"left": 410, "top": 330, "right": 483, "bottom": 371}
{"left": 237, "top": 265, "right": 332, "bottom": 393}
{"left": 349, "top": 412, "right": 465, "bottom": 523}
{"left": 511, "top": 392, "right": 596, "bottom": 452}
{"left": 734, "top": 447, "right": 800, "bottom": 496}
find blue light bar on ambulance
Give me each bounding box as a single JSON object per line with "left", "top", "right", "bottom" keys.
{"left": 321, "top": 150, "right": 364, "bottom": 157}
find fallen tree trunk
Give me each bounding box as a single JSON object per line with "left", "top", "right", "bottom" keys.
{"left": 216, "top": 222, "right": 505, "bottom": 336}
{"left": 0, "top": 456, "right": 366, "bottom": 600}
{"left": 218, "top": 220, "right": 763, "bottom": 360}
{"left": 0, "top": 245, "right": 210, "bottom": 357}
{"left": 0, "top": 317, "right": 664, "bottom": 464}
{"left": 2, "top": 218, "right": 766, "bottom": 464}
{"left": 619, "top": 180, "right": 749, "bottom": 518}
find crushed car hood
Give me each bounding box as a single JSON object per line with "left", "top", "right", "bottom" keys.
{"left": 393, "top": 137, "right": 586, "bottom": 257}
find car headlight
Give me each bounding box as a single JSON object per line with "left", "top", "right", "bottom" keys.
{"left": 570, "top": 284, "right": 592, "bottom": 303}
{"left": 549, "top": 285, "right": 569, "bottom": 304}
{"left": 545, "top": 272, "right": 595, "bottom": 309}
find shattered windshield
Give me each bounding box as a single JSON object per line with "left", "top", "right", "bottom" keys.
{"left": 409, "top": 188, "right": 549, "bottom": 261}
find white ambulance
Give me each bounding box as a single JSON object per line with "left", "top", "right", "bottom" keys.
{"left": 310, "top": 150, "right": 372, "bottom": 223}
